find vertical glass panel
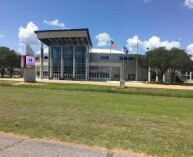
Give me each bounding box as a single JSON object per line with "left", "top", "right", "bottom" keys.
{"left": 63, "top": 46, "right": 73, "bottom": 75}
{"left": 52, "top": 46, "right": 61, "bottom": 79}
{"left": 75, "top": 46, "right": 86, "bottom": 75}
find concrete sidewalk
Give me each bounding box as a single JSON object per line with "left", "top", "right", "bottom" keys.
{"left": 0, "top": 132, "right": 146, "bottom": 157}
{"left": 1, "top": 78, "right": 193, "bottom": 90}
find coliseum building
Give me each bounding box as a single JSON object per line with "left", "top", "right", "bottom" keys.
{"left": 35, "top": 28, "right": 192, "bottom": 82}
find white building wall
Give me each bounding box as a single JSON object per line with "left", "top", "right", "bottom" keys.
{"left": 35, "top": 49, "right": 148, "bottom": 81}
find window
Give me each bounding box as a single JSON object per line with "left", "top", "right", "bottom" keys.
{"left": 128, "top": 57, "right": 134, "bottom": 60}
{"left": 52, "top": 47, "right": 61, "bottom": 77}
{"left": 75, "top": 46, "right": 86, "bottom": 75}
{"left": 44, "top": 66, "right": 48, "bottom": 71}
{"left": 120, "top": 56, "right": 127, "bottom": 60}
{"left": 114, "top": 74, "right": 120, "bottom": 78}
{"left": 43, "top": 71, "right": 48, "bottom": 76}
{"left": 101, "top": 56, "right": 109, "bottom": 59}
{"left": 89, "top": 72, "right": 109, "bottom": 78}
{"left": 128, "top": 74, "right": 135, "bottom": 81}
{"left": 35, "top": 57, "right": 39, "bottom": 61}
{"left": 44, "top": 56, "right": 48, "bottom": 60}
{"left": 63, "top": 46, "right": 73, "bottom": 74}
{"left": 90, "top": 66, "right": 99, "bottom": 70}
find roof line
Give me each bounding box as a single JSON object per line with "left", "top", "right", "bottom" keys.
{"left": 35, "top": 28, "right": 92, "bottom": 47}
{"left": 34, "top": 28, "right": 89, "bottom": 33}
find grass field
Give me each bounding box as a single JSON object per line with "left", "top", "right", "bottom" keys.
{"left": 0, "top": 81, "right": 193, "bottom": 157}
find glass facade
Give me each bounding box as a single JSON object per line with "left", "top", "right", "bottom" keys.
{"left": 49, "top": 45, "right": 87, "bottom": 80}
{"left": 75, "top": 46, "right": 86, "bottom": 79}
{"left": 52, "top": 47, "right": 61, "bottom": 79}
{"left": 63, "top": 46, "right": 73, "bottom": 79}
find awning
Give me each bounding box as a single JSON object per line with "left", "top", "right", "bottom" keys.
{"left": 35, "top": 28, "right": 92, "bottom": 47}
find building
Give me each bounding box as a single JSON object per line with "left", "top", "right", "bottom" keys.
{"left": 34, "top": 28, "right": 148, "bottom": 81}
{"left": 35, "top": 48, "right": 148, "bottom": 81}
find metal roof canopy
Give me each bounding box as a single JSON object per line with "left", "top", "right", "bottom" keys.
{"left": 35, "top": 28, "right": 92, "bottom": 47}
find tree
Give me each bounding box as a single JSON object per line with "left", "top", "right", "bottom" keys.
{"left": 0, "top": 47, "right": 9, "bottom": 77}
{"left": 169, "top": 48, "right": 192, "bottom": 83}
{"left": 0, "top": 46, "right": 19, "bottom": 77}
{"left": 146, "top": 47, "right": 170, "bottom": 82}
{"left": 138, "top": 54, "right": 148, "bottom": 69}
{"left": 138, "top": 47, "right": 193, "bottom": 83}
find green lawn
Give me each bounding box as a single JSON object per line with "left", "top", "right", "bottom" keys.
{"left": 0, "top": 81, "right": 193, "bottom": 156}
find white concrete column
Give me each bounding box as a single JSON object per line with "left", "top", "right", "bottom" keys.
{"left": 40, "top": 44, "right": 44, "bottom": 79}
{"left": 49, "top": 46, "right": 53, "bottom": 78}
{"left": 73, "top": 46, "right": 75, "bottom": 80}
{"left": 120, "top": 66, "right": 123, "bottom": 81}
{"left": 85, "top": 46, "right": 89, "bottom": 80}
{"left": 163, "top": 73, "right": 165, "bottom": 83}
{"left": 148, "top": 67, "right": 151, "bottom": 82}
{"left": 60, "top": 46, "right": 64, "bottom": 79}
{"left": 190, "top": 71, "right": 192, "bottom": 81}
{"left": 156, "top": 69, "right": 159, "bottom": 82}
{"left": 185, "top": 72, "right": 188, "bottom": 81}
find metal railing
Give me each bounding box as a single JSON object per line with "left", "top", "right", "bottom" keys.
{"left": 63, "top": 74, "right": 73, "bottom": 80}
{"left": 75, "top": 74, "right": 85, "bottom": 80}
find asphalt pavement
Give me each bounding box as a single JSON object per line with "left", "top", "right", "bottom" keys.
{"left": 0, "top": 132, "right": 146, "bottom": 157}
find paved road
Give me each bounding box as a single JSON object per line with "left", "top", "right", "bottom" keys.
{"left": 0, "top": 133, "right": 146, "bottom": 157}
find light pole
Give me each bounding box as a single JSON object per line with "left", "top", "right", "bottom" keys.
{"left": 121, "top": 46, "right": 129, "bottom": 87}
{"left": 147, "top": 47, "right": 151, "bottom": 82}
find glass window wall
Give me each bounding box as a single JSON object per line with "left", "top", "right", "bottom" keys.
{"left": 52, "top": 46, "right": 61, "bottom": 79}
{"left": 75, "top": 46, "right": 86, "bottom": 79}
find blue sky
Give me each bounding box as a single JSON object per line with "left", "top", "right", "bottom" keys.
{"left": 1, "top": 0, "right": 193, "bottom": 55}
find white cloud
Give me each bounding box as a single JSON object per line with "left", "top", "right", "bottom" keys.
{"left": 126, "top": 35, "right": 180, "bottom": 53}
{"left": 143, "top": 36, "right": 180, "bottom": 50}
{"left": 187, "top": 43, "right": 193, "bottom": 59}
{"left": 160, "top": 41, "right": 180, "bottom": 49}
{"left": 184, "top": 0, "right": 193, "bottom": 9}
{"left": 18, "top": 21, "right": 39, "bottom": 45}
{"left": 0, "top": 34, "right": 4, "bottom": 38}
{"left": 126, "top": 36, "right": 143, "bottom": 54}
{"left": 143, "top": 36, "right": 161, "bottom": 49}
{"left": 127, "top": 35, "right": 142, "bottom": 47}
{"left": 44, "top": 19, "right": 65, "bottom": 28}
{"left": 96, "top": 32, "right": 111, "bottom": 47}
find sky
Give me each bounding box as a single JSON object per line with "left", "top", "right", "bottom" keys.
{"left": 1, "top": 0, "right": 193, "bottom": 55}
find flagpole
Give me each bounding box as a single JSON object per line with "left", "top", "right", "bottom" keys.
{"left": 120, "top": 49, "right": 125, "bottom": 87}
{"left": 109, "top": 44, "right": 112, "bottom": 81}
{"left": 122, "top": 51, "right": 124, "bottom": 81}
{"left": 135, "top": 38, "right": 138, "bottom": 81}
